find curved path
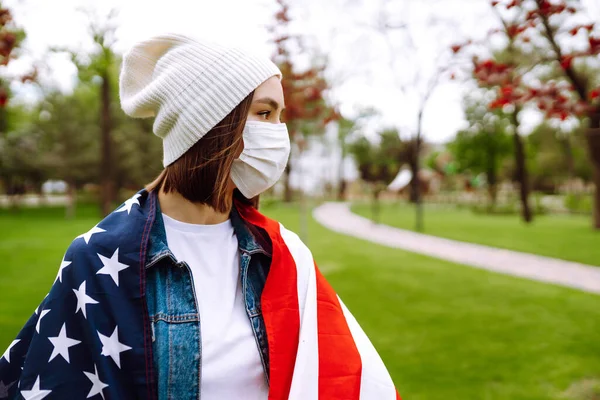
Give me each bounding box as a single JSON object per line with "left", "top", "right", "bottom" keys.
{"left": 313, "top": 202, "right": 600, "bottom": 295}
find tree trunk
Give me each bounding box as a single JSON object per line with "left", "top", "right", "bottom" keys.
{"left": 283, "top": 161, "right": 293, "bottom": 203}
{"left": 66, "top": 180, "right": 76, "bottom": 220}
{"left": 100, "top": 67, "right": 113, "bottom": 216}
{"left": 371, "top": 187, "right": 382, "bottom": 224}
{"left": 585, "top": 124, "right": 600, "bottom": 229}
{"left": 537, "top": 7, "right": 598, "bottom": 227}
{"left": 37, "top": 183, "right": 47, "bottom": 207}
{"left": 486, "top": 133, "right": 498, "bottom": 210}
{"left": 487, "top": 182, "right": 498, "bottom": 209}
{"left": 337, "top": 180, "right": 347, "bottom": 202}
{"left": 558, "top": 135, "right": 575, "bottom": 196}
{"left": 513, "top": 131, "right": 533, "bottom": 223}
{"left": 0, "top": 102, "right": 8, "bottom": 135}
{"left": 509, "top": 107, "right": 532, "bottom": 223}
{"left": 6, "top": 177, "right": 20, "bottom": 211}
{"left": 591, "top": 162, "right": 600, "bottom": 229}
{"left": 409, "top": 139, "right": 424, "bottom": 232}
{"left": 414, "top": 106, "right": 425, "bottom": 232}
{"left": 409, "top": 157, "right": 419, "bottom": 203}
{"left": 337, "top": 141, "right": 347, "bottom": 201}
{"left": 486, "top": 168, "right": 498, "bottom": 210}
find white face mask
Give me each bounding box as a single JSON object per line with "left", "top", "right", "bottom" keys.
{"left": 231, "top": 120, "right": 291, "bottom": 199}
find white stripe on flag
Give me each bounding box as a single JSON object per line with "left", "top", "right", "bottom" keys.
{"left": 338, "top": 297, "right": 397, "bottom": 400}
{"left": 280, "top": 225, "right": 319, "bottom": 400}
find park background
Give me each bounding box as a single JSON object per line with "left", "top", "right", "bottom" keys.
{"left": 1, "top": 0, "right": 600, "bottom": 398}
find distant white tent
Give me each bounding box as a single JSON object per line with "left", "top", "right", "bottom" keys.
{"left": 387, "top": 168, "right": 412, "bottom": 192}
{"left": 41, "top": 180, "right": 68, "bottom": 194}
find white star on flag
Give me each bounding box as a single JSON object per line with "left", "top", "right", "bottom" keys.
{"left": 55, "top": 256, "right": 72, "bottom": 283}
{"left": 97, "top": 248, "right": 129, "bottom": 287}
{"left": 83, "top": 364, "right": 109, "bottom": 399}
{"left": 73, "top": 281, "right": 99, "bottom": 319}
{"left": 0, "top": 380, "right": 16, "bottom": 399}
{"left": 36, "top": 309, "right": 51, "bottom": 333}
{"left": 1, "top": 339, "right": 20, "bottom": 363}
{"left": 98, "top": 326, "right": 132, "bottom": 369}
{"left": 115, "top": 193, "right": 141, "bottom": 215}
{"left": 35, "top": 294, "right": 49, "bottom": 314}
{"left": 20, "top": 376, "right": 51, "bottom": 400}
{"left": 48, "top": 323, "right": 81, "bottom": 363}
{"left": 76, "top": 225, "right": 106, "bottom": 245}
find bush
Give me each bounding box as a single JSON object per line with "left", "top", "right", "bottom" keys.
{"left": 564, "top": 194, "right": 593, "bottom": 215}
{"left": 470, "top": 194, "right": 548, "bottom": 216}
{"left": 259, "top": 197, "right": 281, "bottom": 210}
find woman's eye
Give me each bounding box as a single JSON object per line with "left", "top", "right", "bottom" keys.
{"left": 258, "top": 111, "right": 271, "bottom": 119}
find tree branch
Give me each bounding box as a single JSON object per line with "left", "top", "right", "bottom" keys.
{"left": 535, "top": 0, "right": 588, "bottom": 102}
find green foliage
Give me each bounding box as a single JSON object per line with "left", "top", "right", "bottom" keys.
{"left": 35, "top": 87, "right": 100, "bottom": 186}
{"left": 527, "top": 122, "right": 593, "bottom": 191}
{"left": 448, "top": 93, "right": 513, "bottom": 180}
{"left": 564, "top": 193, "right": 593, "bottom": 214}
{"left": 348, "top": 128, "right": 405, "bottom": 186}
{"left": 425, "top": 150, "right": 441, "bottom": 171}
{"left": 112, "top": 116, "right": 163, "bottom": 190}
{"left": 0, "top": 40, "right": 163, "bottom": 196}
{"left": 337, "top": 116, "right": 355, "bottom": 141}
{"left": 0, "top": 123, "right": 46, "bottom": 193}
{"left": 348, "top": 128, "right": 407, "bottom": 222}
{"left": 470, "top": 194, "right": 548, "bottom": 216}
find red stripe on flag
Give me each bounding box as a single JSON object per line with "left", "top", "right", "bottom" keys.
{"left": 315, "top": 265, "right": 362, "bottom": 399}
{"left": 235, "top": 202, "right": 300, "bottom": 400}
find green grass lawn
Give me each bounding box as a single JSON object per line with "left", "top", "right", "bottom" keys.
{"left": 352, "top": 202, "right": 600, "bottom": 266}
{"left": 1, "top": 203, "right": 600, "bottom": 399}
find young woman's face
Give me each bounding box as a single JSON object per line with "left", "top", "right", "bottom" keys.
{"left": 247, "top": 76, "right": 285, "bottom": 124}
{"left": 229, "top": 76, "right": 286, "bottom": 192}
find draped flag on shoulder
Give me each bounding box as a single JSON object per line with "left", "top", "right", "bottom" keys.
{"left": 0, "top": 192, "right": 153, "bottom": 400}
{"left": 0, "top": 190, "right": 400, "bottom": 400}
{"left": 236, "top": 202, "right": 400, "bottom": 400}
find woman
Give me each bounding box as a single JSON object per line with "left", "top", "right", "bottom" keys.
{"left": 0, "top": 34, "right": 399, "bottom": 400}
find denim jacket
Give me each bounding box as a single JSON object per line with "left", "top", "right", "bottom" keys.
{"left": 144, "top": 195, "right": 273, "bottom": 399}
{"left": 0, "top": 190, "right": 279, "bottom": 400}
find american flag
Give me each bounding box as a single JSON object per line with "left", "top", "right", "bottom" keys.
{"left": 0, "top": 192, "right": 153, "bottom": 399}
{"left": 236, "top": 202, "right": 400, "bottom": 400}
{"left": 1, "top": 191, "right": 400, "bottom": 399}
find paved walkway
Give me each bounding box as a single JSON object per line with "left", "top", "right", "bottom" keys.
{"left": 313, "top": 203, "right": 600, "bottom": 295}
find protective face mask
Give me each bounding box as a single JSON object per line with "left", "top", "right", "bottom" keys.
{"left": 231, "top": 120, "right": 291, "bottom": 199}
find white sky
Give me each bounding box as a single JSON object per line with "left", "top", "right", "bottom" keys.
{"left": 2, "top": 0, "right": 503, "bottom": 143}
{"left": 3, "top": 0, "right": 599, "bottom": 143}
{"left": 4, "top": 0, "right": 598, "bottom": 193}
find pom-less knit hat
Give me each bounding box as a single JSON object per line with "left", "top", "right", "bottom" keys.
{"left": 119, "top": 33, "right": 282, "bottom": 166}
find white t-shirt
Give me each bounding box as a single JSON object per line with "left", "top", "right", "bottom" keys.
{"left": 162, "top": 213, "right": 269, "bottom": 400}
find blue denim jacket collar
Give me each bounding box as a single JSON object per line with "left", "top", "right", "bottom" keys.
{"left": 143, "top": 191, "right": 273, "bottom": 394}
{"left": 145, "top": 191, "right": 271, "bottom": 268}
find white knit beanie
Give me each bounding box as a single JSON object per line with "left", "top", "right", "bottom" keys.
{"left": 119, "top": 33, "right": 282, "bottom": 166}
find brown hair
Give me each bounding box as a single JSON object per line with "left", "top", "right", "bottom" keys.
{"left": 146, "top": 91, "right": 259, "bottom": 212}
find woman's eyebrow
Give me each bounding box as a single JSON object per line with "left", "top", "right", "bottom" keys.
{"left": 254, "top": 97, "right": 286, "bottom": 111}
